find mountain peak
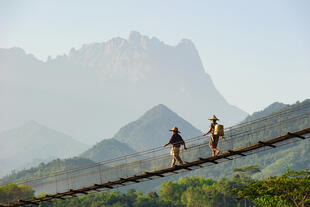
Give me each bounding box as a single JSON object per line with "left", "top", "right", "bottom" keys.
{"left": 147, "top": 103, "right": 171, "bottom": 112}
{"left": 23, "top": 120, "right": 40, "bottom": 126}
{"left": 178, "top": 39, "right": 195, "bottom": 48}
{"left": 19, "top": 120, "right": 43, "bottom": 131}
{"left": 1, "top": 32, "right": 248, "bottom": 146}
{"left": 0, "top": 47, "right": 39, "bottom": 62}
{"left": 63, "top": 31, "right": 206, "bottom": 82}
{"left": 113, "top": 104, "right": 202, "bottom": 151}
{"left": 141, "top": 104, "right": 175, "bottom": 119}
{"left": 8, "top": 47, "right": 26, "bottom": 55}
{"left": 128, "top": 31, "right": 143, "bottom": 43}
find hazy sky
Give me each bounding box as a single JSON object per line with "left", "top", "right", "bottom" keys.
{"left": 1, "top": 0, "right": 309, "bottom": 114}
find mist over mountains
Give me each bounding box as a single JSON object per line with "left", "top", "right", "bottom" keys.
{"left": 0, "top": 31, "right": 247, "bottom": 143}
{"left": 0, "top": 121, "right": 89, "bottom": 177}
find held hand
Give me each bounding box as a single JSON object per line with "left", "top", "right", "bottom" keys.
{"left": 202, "top": 133, "right": 207, "bottom": 136}
{"left": 184, "top": 146, "right": 187, "bottom": 150}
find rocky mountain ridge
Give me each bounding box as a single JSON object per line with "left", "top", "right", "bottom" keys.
{"left": 0, "top": 31, "right": 247, "bottom": 144}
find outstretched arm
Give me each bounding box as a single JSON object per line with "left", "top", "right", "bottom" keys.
{"left": 183, "top": 142, "right": 187, "bottom": 150}
{"left": 202, "top": 126, "right": 212, "bottom": 136}
{"left": 163, "top": 142, "right": 170, "bottom": 147}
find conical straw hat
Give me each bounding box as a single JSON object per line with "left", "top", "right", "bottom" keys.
{"left": 169, "top": 126, "right": 181, "bottom": 133}
{"left": 208, "top": 115, "right": 219, "bottom": 121}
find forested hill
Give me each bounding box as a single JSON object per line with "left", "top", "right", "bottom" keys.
{"left": 0, "top": 157, "right": 95, "bottom": 185}
{"left": 242, "top": 102, "right": 287, "bottom": 122}
{"left": 81, "top": 138, "right": 136, "bottom": 162}
{"left": 192, "top": 99, "right": 310, "bottom": 179}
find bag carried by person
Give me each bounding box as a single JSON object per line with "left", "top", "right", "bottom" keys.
{"left": 214, "top": 124, "right": 224, "bottom": 138}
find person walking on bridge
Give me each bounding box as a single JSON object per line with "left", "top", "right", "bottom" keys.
{"left": 163, "top": 127, "right": 187, "bottom": 167}
{"left": 203, "top": 115, "right": 221, "bottom": 156}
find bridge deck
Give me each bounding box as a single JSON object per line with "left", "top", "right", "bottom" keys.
{"left": 1, "top": 102, "right": 310, "bottom": 207}
{"left": 1, "top": 127, "right": 309, "bottom": 207}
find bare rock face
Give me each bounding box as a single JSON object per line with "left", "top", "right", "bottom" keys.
{"left": 0, "top": 31, "right": 247, "bottom": 144}
{"left": 66, "top": 31, "right": 204, "bottom": 82}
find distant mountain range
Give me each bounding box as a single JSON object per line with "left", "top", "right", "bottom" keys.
{"left": 0, "top": 31, "right": 247, "bottom": 143}
{"left": 0, "top": 121, "right": 89, "bottom": 178}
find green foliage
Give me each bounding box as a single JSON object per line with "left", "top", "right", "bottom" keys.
{"left": 233, "top": 169, "right": 310, "bottom": 207}
{"left": 0, "top": 184, "right": 34, "bottom": 203}
{"left": 3, "top": 170, "right": 309, "bottom": 207}
{"left": 1, "top": 176, "right": 248, "bottom": 207}
{"left": 253, "top": 195, "right": 288, "bottom": 207}
{"left": 38, "top": 189, "right": 170, "bottom": 207}
{"left": 159, "top": 176, "right": 245, "bottom": 207}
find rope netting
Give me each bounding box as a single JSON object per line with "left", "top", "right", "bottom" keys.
{"left": 7, "top": 102, "right": 310, "bottom": 196}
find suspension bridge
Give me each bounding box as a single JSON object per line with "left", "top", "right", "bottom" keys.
{"left": 1, "top": 102, "right": 310, "bottom": 207}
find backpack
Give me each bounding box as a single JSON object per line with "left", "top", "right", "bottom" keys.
{"left": 214, "top": 124, "right": 224, "bottom": 138}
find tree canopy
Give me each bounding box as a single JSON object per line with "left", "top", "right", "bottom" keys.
{"left": 233, "top": 169, "right": 310, "bottom": 207}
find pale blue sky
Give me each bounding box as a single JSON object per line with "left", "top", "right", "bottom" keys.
{"left": 1, "top": 0, "right": 309, "bottom": 113}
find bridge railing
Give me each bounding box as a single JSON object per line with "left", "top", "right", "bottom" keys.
{"left": 13, "top": 102, "right": 310, "bottom": 195}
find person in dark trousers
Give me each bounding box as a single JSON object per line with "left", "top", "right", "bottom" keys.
{"left": 203, "top": 115, "right": 221, "bottom": 156}
{"left": 163, "top": 127, "right": 187, "bottom": 167}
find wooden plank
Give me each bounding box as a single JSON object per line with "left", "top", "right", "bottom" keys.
{"left": 198, "top": 157, "right": 218, "bottom": 164}
{"left": 102, "top": 185, "right": 113, "bottom": 189}
{"left": 47, "top": 194, "right": 65, "bottom": 200}
{"left": 69, "top": 189, "right": 88, "bottom": 195}
{"left": 18, "top": 199, "right": 39, "bottom": 205}
{"left": 145, "top": 171, "right": 164, "bottom": 177}
{"left": 180, "top": 166, "right": 192, "bottom": 171}
{"left": 258, "top": 141, "right": 276, "bottom": 148}
{"left": 287, "top": 132, "right": 305, "bottom": 139}
{"left": 228, "top": 150, "right": 247, "bottom": 156}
